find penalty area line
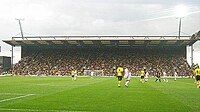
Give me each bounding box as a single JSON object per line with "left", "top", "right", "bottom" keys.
{"left": 0, "top": 94, "right": 35, "bottom": 103}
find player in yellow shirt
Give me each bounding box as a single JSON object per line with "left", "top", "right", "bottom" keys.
{"left": 194, "top": 66, "right": 200, "bottom": 88}
{"left": 116, "top": 66, "right": 124, "bottom": 87}
{"left": 140, "top": 68, "right": 145, "bottom": 83}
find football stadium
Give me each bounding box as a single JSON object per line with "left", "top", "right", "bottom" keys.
{"left": 0, "top": 1, "right": 200, "bottom": 112}
{"left": 0, "top": 34, "right": 200, "bottom": 112}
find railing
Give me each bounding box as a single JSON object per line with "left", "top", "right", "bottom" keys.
{"left": 11, "top": 36, "right": 191, "bottom": 41}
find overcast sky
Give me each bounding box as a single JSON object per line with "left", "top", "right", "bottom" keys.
{"left": 0, "top": 0, "right": 199, "bottom": 64}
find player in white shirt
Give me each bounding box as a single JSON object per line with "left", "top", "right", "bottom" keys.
{"left": 71, "top": 70, "right": 78, "bottom": 81}
{"left": 174, "top": 69, "right": 178, "bottom": 81}
{"left": 91, "top": 70, "right": 94, "bottom": 78}
{"left": 124, "top": 68, "right": 131, "bottom": 87}
{"left": 162, "top": 69, "right": 168, "bottom": 82}
{"left": 144, "top": 71, "right": 149, "bottom": 82}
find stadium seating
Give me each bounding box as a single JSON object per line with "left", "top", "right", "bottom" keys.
{"left": 12, "top": 47, "right": 192, "bottom": 76}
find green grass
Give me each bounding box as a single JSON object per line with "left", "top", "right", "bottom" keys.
{"left": 0, "top": 76, "right": 199, "bottom": 112}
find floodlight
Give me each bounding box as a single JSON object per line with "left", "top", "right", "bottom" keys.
{"left": 174, "top": 4, "right": 188, "bottom": 18}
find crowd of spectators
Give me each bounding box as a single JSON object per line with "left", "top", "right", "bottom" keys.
{"left": 12, "top": 47, "right": 192, "bottom": 76}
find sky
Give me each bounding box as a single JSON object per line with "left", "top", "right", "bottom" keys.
{"left": 0, "top": 0, "right": 199, "bottom": 65}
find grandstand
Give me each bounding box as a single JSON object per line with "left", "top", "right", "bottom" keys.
{"left": 2, "top": 35, "right": 200, "bottom": 112}
{"left": 3, "top": 35, "right": 198, "bottom": 76}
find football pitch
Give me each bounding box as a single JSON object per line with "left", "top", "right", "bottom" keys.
{"left": 0, "top": 76, "right": 199, "bottom": 112}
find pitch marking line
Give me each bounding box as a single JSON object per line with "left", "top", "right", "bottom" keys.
{"left": 0, "top": 108, "right": 61, "bottom": 112}
{"left": 0, "top": 93, "right": 31, "bottom": 95}
{"left": 0, "top": 108, "right": 88, "bottom": 112}
{"left": 0, "top": 94, "right": 35, "bottom": 103}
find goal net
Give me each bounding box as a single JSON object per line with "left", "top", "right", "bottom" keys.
{"left": 83, "top": 70, "right": 104, "bottom": 76}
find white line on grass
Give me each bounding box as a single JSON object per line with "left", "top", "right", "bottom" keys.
{"left": 0, "top": 93, "right": 34, "bottom": 95}
{"left": 0, "top": 94, "right": 35, "bottom": 103}
{"left": 0, "top": 108, "right": 88, "bottom": 112}
{"left": 0, "top": 79, "right": 109, "bottom": 112}
{"left": 0, "top": 108, "right": 59, "bottom": 112}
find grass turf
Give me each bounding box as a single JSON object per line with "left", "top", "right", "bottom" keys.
{"left": 0, "top": 76, "right": 199, "bottom": 112}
